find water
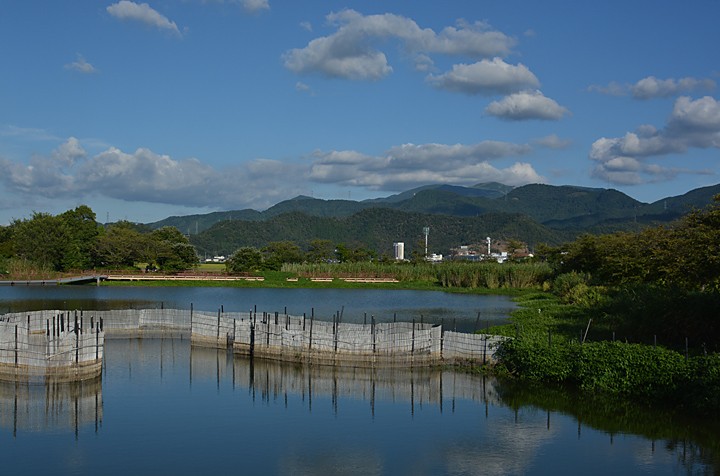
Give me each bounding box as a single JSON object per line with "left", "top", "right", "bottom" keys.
{"left": 0, "top": 286, "right": 516, "bottom": 332}
{"left": 0, "top": 287, "right": 718, "bottom": 474}
{"left": 1, "top": 338, "right": 716, "bottom": 475}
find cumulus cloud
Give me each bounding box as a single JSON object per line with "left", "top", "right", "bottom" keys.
{"left": 240, "top": 0, "right": 269, "bottom": 13}
{"left": 282, "top": 9, "right": 515, "bottom": 80}
{"left": 107, "top": 1, "right": 182, "bottom": 36}
{"left": 485, "top": 90, "right": 569, "bottom": 120}
{"left": 309, "top": 141, "right": 543, "bottom": 191}
{"left": 590, "top": 96, "right": 719, "bottom": 184}
{"left": 0, "top": 140, "right": 306, "bottom": 210}
{"left": 589, "top": 76, "right": 716, "bottom": 99}
{"left": 1, "top": 137, "right": 545, "bottom": 210}
{"left": 64, "top": 54, "right": 98, "bottom": 74}
{"left": 427, "top": 58, "right": 539, "bottom": 96}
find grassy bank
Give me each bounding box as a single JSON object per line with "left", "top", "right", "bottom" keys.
{"left": 490, "top": 292, "right": 720, "bottom": 413}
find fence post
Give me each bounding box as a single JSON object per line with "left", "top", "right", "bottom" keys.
{"left": 334, "top": 313, "right": 339, "bottom": 353}
{"left": 411, "top": 318, "right": 415, "bottom": 355}
{"left": 250, "top": 323, "right": 255, "bottom": 357}
{"left": 14, "top": 325, "right": 18, "bottom": 366}
{"left": 309, "top": 311, "right": 314, "bottom": 350}
{"left": 371, "top": 315, "right": 376, "bottom": 354}
{"left": 217, "top": 308, "right": 221, "bottom": 342}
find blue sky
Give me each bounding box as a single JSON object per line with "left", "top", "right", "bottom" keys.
{"left": 1, "top": 0, "right": 718, "bottom": 224}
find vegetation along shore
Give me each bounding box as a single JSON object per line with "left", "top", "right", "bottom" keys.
{"left": 1, "top": 193, "right": 719, "bottom": 413}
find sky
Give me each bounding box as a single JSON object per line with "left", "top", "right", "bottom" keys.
{"left": 1, "top": 0, "right": 719, "bottom": 225}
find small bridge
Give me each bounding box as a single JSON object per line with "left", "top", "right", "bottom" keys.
{"left": 0, "top": 275, "right": 107, "bottom": 286}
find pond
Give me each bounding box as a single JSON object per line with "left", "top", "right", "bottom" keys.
{"left": 1, "top": 338, "right": 717, "bottom": 475}
{"left": 0, "top": 286, "right": 718, "bottom": 475}
{"left": 0, "top": 285, "right": 517, "bottom": 332}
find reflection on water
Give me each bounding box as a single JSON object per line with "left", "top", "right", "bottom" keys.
{"left": 0, "top": 377, "right": 102, "bottom": 437}
{"left": 0, "top": 286, "right": 517, "bottom": 332}
{"left": 1, "top": 337, "right": 717, "bottom": 475}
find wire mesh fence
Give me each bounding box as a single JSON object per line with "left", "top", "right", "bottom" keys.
{"left": 1, "top": 308, "right": 507, "bottom": 375}
{"left": 0, "top": 311, "right": 104, "bottom": 382}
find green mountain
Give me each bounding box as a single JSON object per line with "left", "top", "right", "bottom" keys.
{"left": 190, "top": 208, "right": 564, "bottom": 258}
{"left": 149, "top": 182, "right": 720, "bottom": 256}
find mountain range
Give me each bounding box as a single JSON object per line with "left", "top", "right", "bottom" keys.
{"left": 146, "top": 182, "right": 720, "bottom": 257}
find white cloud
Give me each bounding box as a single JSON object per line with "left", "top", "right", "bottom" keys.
{"left": 589, "top": 76, "right": 716, "bottom": 99}
{"left": 535, "top": 134, "right": 571, "bottom": 149}
{"left": 240, "top": 0, "right": 269, "bottom": 13}
{"left": 485, "top": 90, "right": 569, "bottom": 120}
{"left": 300, "top": 21, "right": 313, "bottom": 32}
{"left": 0, "top": 137, "right": 544, "bottom": 210}
{"left": 107, "top": 1, "right": 182, "bottom": 36}
{"left": 64, "top": 54, "right": 98, "bottom": 74}
{"left": 282, "top": 9, "right": 515, "bottom": 81}
{"left": 309, "top": 141, "right": 541, "bottom": 191}
{"left": 427, "top": 58, "right": 539, "bottom": 96}
{"left": 590, "top": 96, "right": 720, "bottom": 184}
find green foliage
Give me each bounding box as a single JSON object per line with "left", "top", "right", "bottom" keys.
{"left": 96, "top": 221, "right": 148, "bottom": 268}
{"left": 11, "top": 212, "right": 70, "bottom": 271}
{"left": 226, "top": 247, "right": 263, "bottom": 273}
{"left": 574, "top": 341, "right": 687, "bottom": 399}
{"left": 149, "top": 227, "right": 198, "bottom": 272}
{"left": 437, "top": 262, "right": 552, "bottom": 289}
{"left": 262, "top": 241, "right": 304, "bottom": 271}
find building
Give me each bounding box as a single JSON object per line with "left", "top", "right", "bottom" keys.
{"left": 393, "top": 242, "right": 405, "bottom": 261}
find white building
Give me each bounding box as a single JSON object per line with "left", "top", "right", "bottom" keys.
{"left": 393, "top": 242, "right": 405, "bottom": 261}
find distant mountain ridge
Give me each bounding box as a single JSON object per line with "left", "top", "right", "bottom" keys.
{"left": 145, "top": 182, "right": 720, "bottom": 256}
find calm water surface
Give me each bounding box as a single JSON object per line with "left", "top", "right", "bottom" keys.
{"left": 0, "top": 287, "right": 717, "bottom": 475}
{"left": 0, "top": 285, "right": 516, "bottom": 332}
{"left": 1, "top": 338, "right": 716, "bottom": 475}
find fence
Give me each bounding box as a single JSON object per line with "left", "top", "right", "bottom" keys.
{"left": 0, "top": 311, "right": 104, "bottom": 383}
{"left": 1, "top": 308, "right": 507, "bottom": 372}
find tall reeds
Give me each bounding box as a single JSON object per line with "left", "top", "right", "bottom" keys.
{"left": 282, "top": 261, "right": 552, "bottom": 289}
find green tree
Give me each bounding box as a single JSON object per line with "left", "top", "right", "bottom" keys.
{"left": 11, "top": 212, "right": 69, "bottom": 271}
{"left": 262, "top": 241, "right": 304, "bottom": 270}
{"left": 149, "top": 227, "right": 198, "bottom": 272}
{"left": 307, "top": 239, "right": 334, "bottom": 263}
{"left": 226, "top": 247, "right": 263, "bottom": 273}
{"left": 58, "top": 205, "right": 100, "bottom": 270}
{"left": 96, "top": 221, "right": 148, "bottom": 268}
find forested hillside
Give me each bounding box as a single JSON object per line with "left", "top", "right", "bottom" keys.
{"left": 189, "top": 208, "right": 567, "bottom": 258}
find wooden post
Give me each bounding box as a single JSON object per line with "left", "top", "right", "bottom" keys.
{"left": 46, "top": 319, "right": 50, "bottom": 337}
{"left": 483, "top": 334, "right": 487, "bottom": 364}
{"left": 217, "top": 308, "right": 221, "bottom": 342}
{"left": 303, "top": 312, "right": 306, "bottom": 331}
{"left": 96, "top": 325, "right": 99, "bottom": 360}
{"left": 411, "top": 318, "right": 415, "bottom": 355}
{"left": 190, "top": 303, "right": 194, "bottom": 332}
{"left": 309, "top": 311, "right": 314, "bottom": 350}
{"left": 334, "top": 313, "right": 339, "bottom": 353}
{"left": 76, "top": 323, "right": 79, "bottom": 363}
{"left": 250, "top": 323, "right": 255, "bottom": 357}
{"left": 372, "top": 315, "right": 376, "bottom": 353}
{"left": 14, "top": 325, "right": 18, "bottom": 366}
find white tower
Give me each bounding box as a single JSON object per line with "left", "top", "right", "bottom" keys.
{"left": 486, "top": 237, "right": 491, "bottom": 255}
{"left": 423, "top": 227, "right": 430, "bottom": 259}
{"left": 393, "top": 242, "right": 405, "bottom": 261}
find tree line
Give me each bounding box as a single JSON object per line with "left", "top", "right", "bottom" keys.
{"left": 0, "top": 205, "right": 197, "bottom": 275}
